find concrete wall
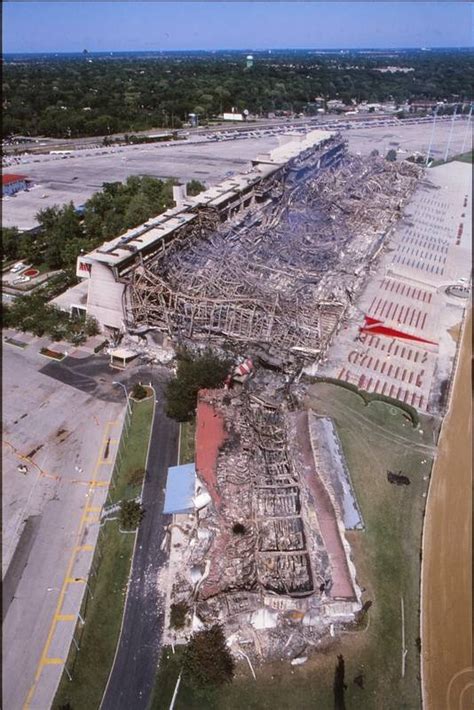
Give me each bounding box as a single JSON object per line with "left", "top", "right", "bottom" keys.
{"left": 86, "top": 262, "right": 125, "bottom": 332}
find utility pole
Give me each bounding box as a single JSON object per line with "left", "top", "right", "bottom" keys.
{"left": 444, "top": 105, "right": 458, "bottom": 162}
{"left": 425, "top": 106, "right": 438, "bottom": 166}
{"left": 460, "top": 103, "right": 473, "bottom": 154}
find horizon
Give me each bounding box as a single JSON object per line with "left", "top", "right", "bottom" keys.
{"left": 3, "top": 2, "right": 472, "bottom": 53}
{"left": 4, "top": 46, "right": 473, "bottom": 56}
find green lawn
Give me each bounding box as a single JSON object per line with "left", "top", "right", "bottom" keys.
{"left": 108, "top": 396, "right": 154, "bottom": 504}
{"left": 150, "top": 382, "right": 436, "bottom": 710}
{"left": 430, "top": 149, "right": 473, "bottom": 167}
{"left": 52, "top": 396, "right": 155, "bottom": 710}
{"left": 179, "top": 419, "right": 196, "bottom": 465}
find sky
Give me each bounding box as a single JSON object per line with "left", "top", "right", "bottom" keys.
{"left": 3, "top": 1, "right": 473, "bottom": 54}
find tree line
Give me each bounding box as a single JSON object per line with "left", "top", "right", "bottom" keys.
{"left": 3, "top": 50, "right": 472, "bottom": 138}
{"left": 2, "top": 176, "right": 205, "bottom": 270}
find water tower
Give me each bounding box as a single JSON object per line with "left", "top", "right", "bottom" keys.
{"left": 246, "top": 54, "right": 254, "bottom": 69}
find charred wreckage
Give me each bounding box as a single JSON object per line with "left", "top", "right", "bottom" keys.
{"left": 77, "top": 130, "right": 422, "bottom": 658}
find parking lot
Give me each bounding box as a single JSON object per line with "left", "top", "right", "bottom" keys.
{"left": 2, "top": 338, "right": 124, "bottom": 709}
{"left": 2, "top": 118, "right": 470, "bottom": 231}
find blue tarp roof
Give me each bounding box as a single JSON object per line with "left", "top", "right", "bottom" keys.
{"left": 163, "top": 463, "right": 195, "bottom": 514}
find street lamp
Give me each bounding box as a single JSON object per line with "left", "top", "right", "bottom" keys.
{"left": 112, "top": 381, "right": 131, "bottom": 414}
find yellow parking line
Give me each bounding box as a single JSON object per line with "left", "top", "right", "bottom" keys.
{"left": 42, "top": 658, "right": 64, "bottom": 665}
{"left": 55, "top": 614, "right": 76, "bottom": 622}
{"left": 75, "top": 544, "right": 93, "bottom": 552}
{"left": 85, "top": 506, "right": 101, "bottom": 513}
{"left": 23, "top": 419, "right": 116, "bottom": 709}
{"left": 65, "top": 577, "right": 85, "bottom": 585}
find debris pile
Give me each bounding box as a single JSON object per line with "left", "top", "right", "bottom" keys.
{"left": 127, "top": 154, "right": 421, "bottom": 366}
{"left": 164, "top": 387, "right": 362, "bottom": 658}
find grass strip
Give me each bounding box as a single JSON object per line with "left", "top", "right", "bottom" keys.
{"left": 52, "top": 396, "right": 154, "bottom": 710}
{"left": 179, "top": 419, "right": 196, "bottom": 465}
{"left": 108, "top": 396, "right": 154, "bottom": 504}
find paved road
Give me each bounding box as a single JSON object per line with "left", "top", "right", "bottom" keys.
{"left": 101, "top": 374, "right": 179, "bottom": 710}
{"left": 41, "top": 355, "right": 180, "bottom": 708}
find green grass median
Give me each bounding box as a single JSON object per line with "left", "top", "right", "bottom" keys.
{"left": 53, "top": 395, "right": 154, "bottom": 710}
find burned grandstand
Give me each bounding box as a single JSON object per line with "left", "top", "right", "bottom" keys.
{"left": 77, "top": 130, "right": 422, "bottom": 369}
{"left": 162, "top": 388, "right": 362, "bottom": 658}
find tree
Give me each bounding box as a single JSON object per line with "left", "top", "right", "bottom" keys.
{"left": 186, "top": 180, "right": 206, "bottom": 196}
{"left": 119, "top": 500, "right": 144, "bottom": 531}
{"left": 165, "top": 350, "right": 232, "bottom": 421}
{"left": 182, "top": 624, "right": 235, "bottom": 688}
{"left": 386, "top": 149, "right": 397, "bottom": 162}
{"left": 2, "top": 227, "right": 20, "bottom": 261}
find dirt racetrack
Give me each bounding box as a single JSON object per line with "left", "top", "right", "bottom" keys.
{"left": 421, "top": 308, "right": 472, "bottom": 710}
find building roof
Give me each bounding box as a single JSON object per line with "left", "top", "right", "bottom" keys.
{"left": 3, "top": 174, "right": 27, "bottom": 185}
{"left": 163, "top": 463, "right": 196, "bottom": 514}
{"left": 80, "top": 129, "right": 337, "bottom": 271}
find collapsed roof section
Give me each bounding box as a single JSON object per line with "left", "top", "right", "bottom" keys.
{"left": 190, "top": 389, "right": 360, "bottom": 623}
{"left": 126, "top": 152, "right": 421, "bottom": 364}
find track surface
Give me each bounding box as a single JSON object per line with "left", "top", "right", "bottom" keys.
{"left": 421, "top": 308, "right": 472, "bottom": 710}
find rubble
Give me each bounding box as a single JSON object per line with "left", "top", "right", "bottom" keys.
{"left": 162, "top": 387, "right": 363, "bottom": 659}
{"left": 127, "top": 153, "right": 421, "bottom": 368}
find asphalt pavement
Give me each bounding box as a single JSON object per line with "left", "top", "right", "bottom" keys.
{"left": 37, "top": 354, "right": 180, "bottom": 708}
{"left": 101, "top": 376, "right": 179, "bottom": 710}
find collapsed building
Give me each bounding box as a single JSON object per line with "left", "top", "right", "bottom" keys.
{"left": 74, "top": 129, "right": 423, "bottom": 657}
{"left": 76, "top": 129, "right": 421, "bottom": 369}
{"left": 162, "top": 387, "right": 363, "bottom": 658}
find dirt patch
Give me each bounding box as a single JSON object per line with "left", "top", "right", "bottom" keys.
{"left": 421, "top": 308, "right": 472, "bottom": 710}
{"left": 447, "top": 321, "right": 462, "bottom": 342}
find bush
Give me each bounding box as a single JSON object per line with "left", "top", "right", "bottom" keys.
{"left": 85, "top": 316, "right": 100, "bottom": 336}
{"left": 165, "top": 350, "right": 232, "bottom": 422}
{"left": 186, "top": 179, "right": 206, "bottom": 196}
{"left": 183, "top": 624, "right": 235, "bottom": 688}
{"left": 131, "top": 383, "right": 148, "bottom": 400}
{"left": 170, "top": 602, "right": 189, "bottom": 630}
{"left": 119, "top": 500, "right": 144, "bottom": 531}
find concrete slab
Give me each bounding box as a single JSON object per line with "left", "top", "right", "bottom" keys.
{"left": 2, "top": 343, "right": 124, "bottom": 710}
{"left": 312, "top": 160, "right": 472, "bottom": 416}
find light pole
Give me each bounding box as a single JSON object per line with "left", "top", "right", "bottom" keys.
{"left": 444, "top": 105, "right": 458, "bottom": 162}
{"left": 112, "top": 381, "right": 132, "bottom": 415}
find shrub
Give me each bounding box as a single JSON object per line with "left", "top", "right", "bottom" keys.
{"left": 131, "top": 383, "right": 148, "bottom": 400}
{"left": 85, "top": 316, "right": 100, "bottom": 336}
{"left": 119, "top": 500, "right": 144, "bottom": 531}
